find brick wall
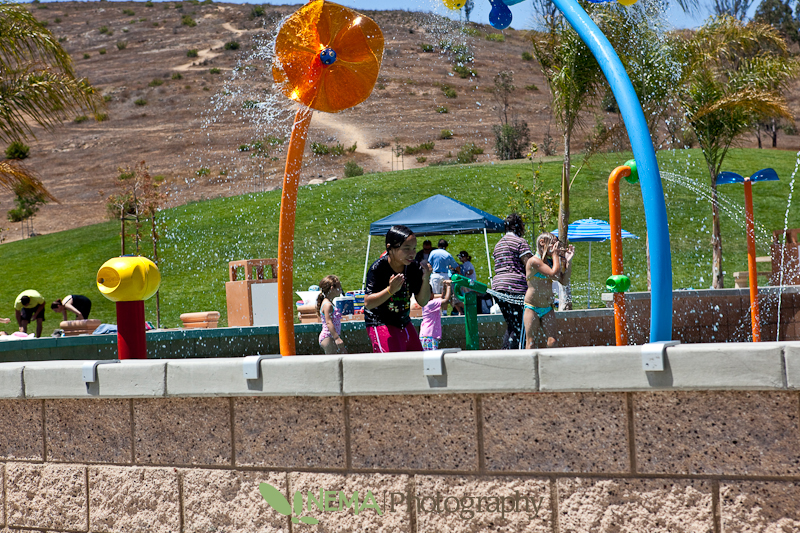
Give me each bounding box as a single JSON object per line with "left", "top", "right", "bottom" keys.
{"left": 1, "top": 390, "right": 799, "bottom": 532}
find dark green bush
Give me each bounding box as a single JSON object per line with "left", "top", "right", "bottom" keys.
{"left": 187, "top": 49, "right": 199, "bottom": 57}
{"left": 134, "top": 98, "right": 147, "bottom": 106}
{"left": 521, "top": 51, "right": 533, "bottom": 61}
{"left": 456, "top": 142, "right": 483, "bottom": 164}
{"left": 343, "top": 160, "right": 364, "bottom": 178}
{"left": 73, "top": 115, "right": 89, "bottom": 123}
{"left": 5, "top": 141, "right": 30, "bottom": 160}
{"left": 181, "top": 15, "right": 196, "bottom": 26}
{"left": 493, "top": 121, "right": 530, "bottom": 160}
{"left": 172, "top": 72, "right": 183, "bottom": 79}
{"left": 148, "top": 78, "right": 164, "bottom": 87}
{"left": 224, "top": 41, "right": 240, "bottom": 50}
{"left": 209, "top": 67, "right": 221, "bottom": 74}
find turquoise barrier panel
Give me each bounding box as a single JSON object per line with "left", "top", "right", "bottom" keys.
{"left": 548, "top": 0, "right": 673, "bottom": 341}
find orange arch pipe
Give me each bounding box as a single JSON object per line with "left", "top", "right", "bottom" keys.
{"left": 277, "top": 107, "right": 314, "bottom": 356}
{"left": 743, "top": 178, "right": 761, "bottom": 342}
{"left": 608, "top": 165, "right": 631, "bottom": 346}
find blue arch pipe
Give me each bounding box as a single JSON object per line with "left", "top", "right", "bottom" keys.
{"left": 549, "top": 0, "right": 673, "bottom": 341}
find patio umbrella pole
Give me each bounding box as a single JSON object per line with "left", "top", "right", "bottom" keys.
{"left": 277, "top": 107, "right": 314, "bottom": 357}
{"left": 362, "top": 235, "right": 372, "bottom": 290}
{"left": 587, "top": 242, "right": 591, "bottom": 309}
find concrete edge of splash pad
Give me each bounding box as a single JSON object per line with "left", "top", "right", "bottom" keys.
{"left": 2, "top": 342, "right": 800, "bottom": 399}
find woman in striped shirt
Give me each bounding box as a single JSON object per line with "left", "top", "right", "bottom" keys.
{"left": 491, "top": 213, "right": 533, "bottom": 349}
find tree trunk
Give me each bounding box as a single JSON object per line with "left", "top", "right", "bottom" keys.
{"left": 558, "top": 129, "right": 572, "bottom": 310}
{"left": 151, "top": 215, "right": 161, "bottom": 329}
{"left": 120, "top": 215, "right": 125, "bottom": 255}
{"left": 646, "top": 233, "right": 652, "bottom": 291}
{"left": 756, "top": 126, "right": 762, "bottom": 149}
{"left": 710, "top": 172, "right": 724, "bottom": 288}
{"left": 771, "top": 118, "right": 777, "bottom": 148}
{"left": 558, "top": 130, "right": 571, "bottom": 245}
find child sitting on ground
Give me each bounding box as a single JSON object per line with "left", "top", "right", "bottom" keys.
{"left": 419, "top": 279, "right": 452, "bottom": 351}
{"left": 316, "top": 275, "right": 347, "bottom": 354}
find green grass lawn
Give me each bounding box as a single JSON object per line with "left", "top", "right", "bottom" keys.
{"left": 1, "top": 147, "right": 798, "bottom": 333}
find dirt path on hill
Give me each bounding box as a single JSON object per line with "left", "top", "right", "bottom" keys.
{"left": 310, "top": 112, "right": 397, "bottom": 172}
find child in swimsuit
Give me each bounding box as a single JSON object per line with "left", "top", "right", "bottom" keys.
{"left": 523, "top": 233, "right": 574, "bottom": 349}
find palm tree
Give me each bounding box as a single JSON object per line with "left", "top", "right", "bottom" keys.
{"left": 530, "top": 21, "right": 605, "bottom": 247}
{"left": 0, "top": 3, "right": 101, "bottom": 143}
{"left": 679, "top": 15, "right": 799, "bottom": 288}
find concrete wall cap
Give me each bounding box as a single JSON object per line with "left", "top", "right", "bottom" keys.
{"left": 539, "top": 342, "right": 786, "bottom": 392}
{"left": 23, "top": 359, "right": 166, "bottom": 398}
{"left": 342, "top": 350, "right": 538, "bottom": 395}
{"left": 166, "top": 355, "right": 343, "bottom": 397}
{"left": 0, "top": 362, "right": 26, "bottom": 398}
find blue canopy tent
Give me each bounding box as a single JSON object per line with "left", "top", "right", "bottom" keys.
{"left": 553, "top": 218, "right": 638, "bottom": 308}
{"left": 363, "top": 195, "right": 505, "bottom": 288}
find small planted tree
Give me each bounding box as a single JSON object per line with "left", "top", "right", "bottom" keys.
{"left": 105, "top": 162, "right": 166, "bottom": 325}
{"left": 491, "top": 70, "right": 529, "bottom": 160}
{"left": 7, "top": 180, "right": 50, "bottom": 238}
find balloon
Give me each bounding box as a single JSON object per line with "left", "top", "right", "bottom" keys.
{"left": 442, "top": 0, "right": 466, "bottom": 9}
{"left": 488, "top": 0, "right": 512, "bottom": 29}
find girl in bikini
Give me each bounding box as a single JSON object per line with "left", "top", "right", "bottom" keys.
{"left": 523, "top": 233, "right": 574, "bottom": 349}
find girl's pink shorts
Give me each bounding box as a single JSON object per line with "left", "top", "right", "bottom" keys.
{"left": 367, "top": 323, "right": 423, "bottom": 353}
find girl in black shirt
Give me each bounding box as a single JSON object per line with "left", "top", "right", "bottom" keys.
{"left": 364, "top": 225, "right": 433, "bottom": 352}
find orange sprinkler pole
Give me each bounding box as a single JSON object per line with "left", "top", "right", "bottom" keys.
{"left": 277, "top": 107, "right": 313, "bottom": 356}
{"left": 608, "top": 165, "right": 632, "bottom": 346}
{"left": 743, "top": 178, "right": 761, "bottom": 342}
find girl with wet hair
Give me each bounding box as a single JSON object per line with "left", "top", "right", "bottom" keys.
{"left": 317, "top": 275, "right": 347, "bottom": 354}
{"left": 364, "top": 225, "right": 433, "bottom": 353}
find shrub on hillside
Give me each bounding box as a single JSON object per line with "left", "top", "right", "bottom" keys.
{"left": 522, "top": 51, "right": 533, "bottom": 61}
{"left": 486, "top": 33, "right": 505, "bottom": 42}
{"left": 187, "top": 49, "right": 198, "bottom": 57}
{"left": 181, "top": 15, "right": 196, "bottom": 26}
{"left": 344, "top": 160, "right": 364, "bottom": 178}
{"left": 116, "top": 41, "right": 127, "bottom": 50}
{"left": 493, "top": 121, "right": 530, "bottom": 160}
{"left": 224, "top": 41, "right": 240, "bottom": 50}
{"left": 439, "top": 129, "right": 453, "bottom": 139}
{"left": 134, "top": 98, "right": 147, "bottom": 106}
{"left": 250, "top": 5, "right": 265, "bottom": 18}
{"left": 456, "top": 142, "right": 483, "bottom": 164}
{"left": 5, "top": 141, "right": 30, "bottom": 160}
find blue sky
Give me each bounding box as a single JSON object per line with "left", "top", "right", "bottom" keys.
{"left": 246, "top": 0, "right": 762, "bottom": 29}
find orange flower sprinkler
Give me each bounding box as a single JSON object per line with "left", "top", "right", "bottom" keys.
{"left": 716, "top": 168, "right": 779, "bottom": 342}
{"left": 607, "top": 160, "right": 638, "bottom": 346}
{"left": 272, "top": 1, "right": 384, "bottom": 355}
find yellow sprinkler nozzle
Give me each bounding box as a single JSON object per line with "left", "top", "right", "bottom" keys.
{"left": 618, "top": 0, "right": 638, "bottom": 5}
{"left": 442, "top": 0, "right": 466, "bottom": 10}
{"left": 97, "top": 256, "right": 161, "bottom": 302}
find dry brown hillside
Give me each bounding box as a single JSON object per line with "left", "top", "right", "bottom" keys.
{"left": 2, "top": 1, "right": 799, "bottom": 243}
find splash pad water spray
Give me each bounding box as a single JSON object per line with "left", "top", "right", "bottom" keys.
{"left": 272, "top": 0, "right": 673, "bottom": 354}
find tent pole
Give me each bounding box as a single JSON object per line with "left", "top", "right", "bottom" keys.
{"left": 362, "top": 235, "right": 372, "bottom": 290}
{"left": 484, "top": 228, "right": 493, "bottom": 281}
{"left": 587, "top": 242, "right": 592, "bottom": 309}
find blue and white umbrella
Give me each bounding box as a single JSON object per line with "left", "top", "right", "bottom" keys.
{"left": 552, "top": 218, "right": 639, "bottom": 307}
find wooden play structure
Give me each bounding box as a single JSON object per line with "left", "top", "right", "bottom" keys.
{"left": 225, "top": 259, "right": 280, "bottom": 327}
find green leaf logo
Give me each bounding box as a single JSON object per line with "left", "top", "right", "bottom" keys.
{"left": 259, "top": 483, "right": 292, "bottom": 516}
{"left": 259, "top": 482, "right": 320, "bottom": 525}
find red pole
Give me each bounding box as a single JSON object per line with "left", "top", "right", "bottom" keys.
{"left": 608, "top": 166, "right": 631, "bottom": 346}
{"left": 744, "top": 178, "right": 761, "bottom": 342}
{"left": 116, "top": 300, "right": 147, "bottom": 359}
{"left": 277, "top": 107, "right": 313, "bottom": 356}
